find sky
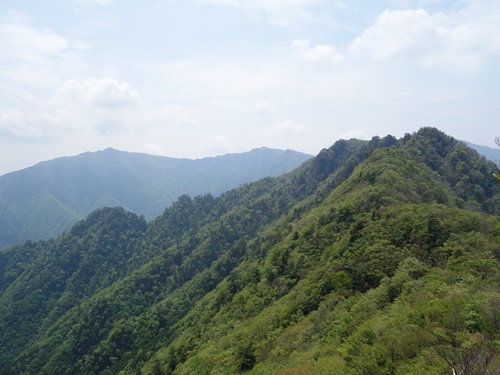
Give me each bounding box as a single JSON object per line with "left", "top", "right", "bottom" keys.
{"left": 1, "top": 0, "right": 499, "bottom": 176}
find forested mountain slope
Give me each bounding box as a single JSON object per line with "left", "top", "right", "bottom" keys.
{"left": 1, "top": 128, "right": 499, "bottom": 375}
{"left": 0, "top": 147, "right": 311, "bottom": 249}
{"left": 465, "top": 141, "right": 500, "bottom": 163}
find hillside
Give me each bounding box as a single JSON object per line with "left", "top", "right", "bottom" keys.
{"left": 0, "top": 147, "right": 311, "bottom": 249}
{"left": 465, "top": 141, "right": 500, "bottom": 163}
{"left": 1, "top": 128, "right": 500, "bottom": 374}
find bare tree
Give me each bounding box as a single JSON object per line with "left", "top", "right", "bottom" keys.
{"left": 433, "top": 333, "right": 500, "bottom": 375}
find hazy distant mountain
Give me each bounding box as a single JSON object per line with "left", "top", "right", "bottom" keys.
{"left": 465, "top": 141, "right": 500, "bottom": 163}
{"left": 0, "top": 147, "right": 311, "bottom": 248}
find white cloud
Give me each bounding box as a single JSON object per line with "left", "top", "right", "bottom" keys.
{"left": 4, "top": 78, "right": 144, "bottom": 138}
{"left": 0, "top": 110, "right": 59, "bottom": 140}
{"left": 348, "top": 6, "right": 500, "bottom": 73}
{"left": 349, "top": 9, "right": 442, "bottom": 59}
{"left": 293, "top": 39, "right": 344, "bottom": 63}
{"left": 57, "top": 78, "right": 141, "bottom": 109}
{"left": 165, "top": 59, "right": 291, "bottom": 101}
{"left": 0, "top": 18, "right": 88, "bottom": 88}
{"left": 0, "top": 23, "right": 68, "bottom": 67}
{"left": 156, "top": 105, "right": 197, "bottom": 128}
{"left": 268, "top": 119, "right": 306, "bottom": 137}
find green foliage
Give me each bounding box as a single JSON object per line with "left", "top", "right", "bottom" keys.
{"left": 1, "top": 128, "right": 500, "bottom": 375}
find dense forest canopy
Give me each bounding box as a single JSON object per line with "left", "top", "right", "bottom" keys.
{"left": 1, "top": 128, "right": 500, "bottom": 374}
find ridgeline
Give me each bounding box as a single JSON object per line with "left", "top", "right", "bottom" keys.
{"left": 0, "top": 147, "right": 311, "bottom": 249}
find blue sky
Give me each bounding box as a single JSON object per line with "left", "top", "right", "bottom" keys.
{"left": 1, "top": 0, "right": 499, "bottom": 175}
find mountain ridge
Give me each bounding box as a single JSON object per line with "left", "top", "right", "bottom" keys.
{"left": 464, "top": 141, "right": 500, "bottom": 163}
{"left": 0, "top": 147, "right": 312, "bottom": 249}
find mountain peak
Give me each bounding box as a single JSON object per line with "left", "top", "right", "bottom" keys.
{"left": 0, "top": 147, "right": 311, "bottom": 249}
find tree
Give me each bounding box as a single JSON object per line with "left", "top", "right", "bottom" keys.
{"left": 494, "top": 137, "right": 500, "bottom": 181}
{"left": 434, "top": 335, "right": 500, "bottom": 375}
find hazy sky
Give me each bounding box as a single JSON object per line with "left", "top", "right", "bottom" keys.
{"left": 1, "top": 0, "right": 499, "bottom": 176}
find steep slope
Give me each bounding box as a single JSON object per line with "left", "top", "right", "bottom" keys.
{"left": 0, "top": 147, "right": 311, "bottom": 249}
{"left": 0, "top": 128, "right": 499, "bottom": 375}
{"left": 147, "top": 129, "right": 500, "bottom": 374}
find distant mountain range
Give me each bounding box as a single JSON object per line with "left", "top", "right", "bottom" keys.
{"left": 0, "top": 147, "right": 312, "bottom": 249}
{"left": 0, "top": 140, "right": 496, "bottom": 251}
{"left": 465, "top": 141, "right": 500, "bottom": 163}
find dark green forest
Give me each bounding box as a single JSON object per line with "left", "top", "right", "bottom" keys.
{"left": 1, "top": 128, "right": 500, "bottom": 374}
